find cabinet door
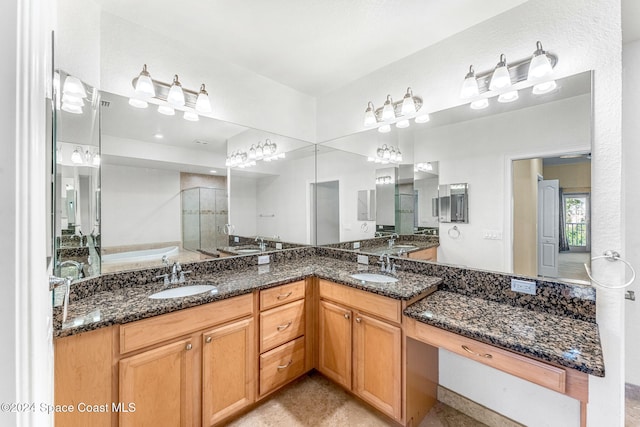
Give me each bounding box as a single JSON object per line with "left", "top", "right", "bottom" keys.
{"left": 119, "top": 338, "right": 195, "bottom": 427}
{"left": 353, "top": 312, "right": 402, "bottom": 421}
{"left": 318, "top": 300, "right": 352, "bottom": 389}
{"left": 202, "top": 318, "right": 255, "bottom": 426}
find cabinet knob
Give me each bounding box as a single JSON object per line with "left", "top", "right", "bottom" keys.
{"left": 205, "top": 336, "right": 212, "bottom": 344}
{"left": 344, "top": 313, "right": 350, "bottom": 320}
{"left": 185, "top": 343, "right": 193, "bottom": 351}
{"left": 355, "top": 317, "right": 362, "bottom": 323}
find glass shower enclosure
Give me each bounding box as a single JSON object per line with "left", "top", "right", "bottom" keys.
{"left": 182, "top": 187, "right": 228, "bottom": 253}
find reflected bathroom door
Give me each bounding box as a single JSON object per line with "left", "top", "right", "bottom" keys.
{"left": 538, "top": 179, "right": 559, "bottom": 277}
{"left": 313, "top": 181, "right": 340, "bottom": 245}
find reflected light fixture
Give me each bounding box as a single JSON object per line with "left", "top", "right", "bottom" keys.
{"left": 414, "top": 162, "right": 433, "bottom": 172}
{"left": 92, "top": 153, "right": 101, "bottom": 167}
{"left": 363, "top": 102, "right": 377, "bottom": 127}
{"left": 470, "top": 99, "right": 489, "bottom": 110}
{"left": 128, "top": 97, "right": 148, "bottom": 109}
{"left": 134, "top": 64, "right": 155, "bottom": 98}
{"left": 489, "top": 54, "right": 511, "bottom": 91}
{"left": 415, "top": 113, "right": 430, "bottom": 123}
{"left": 396, "top": 119, "right": 410, "bottom": 129}
{"left": 528, "top": 41, "right": 553, "bottom": 80}
{"left": 61, "top": 103, "right": 84, "bottom": 114}
{"left": 382, "top": 95, "right": 396, "bottom": 121}
{"left": 227, "top": 139, "right": 282, "bottom": 169}
{"left": 460, "top": 66, "right": 479, "bottom": 99}
{"left": 158, "top": 104, "right": 175, "bottom": 116}
{"left": 401, "top": 88, "right": 417, "bottom": 115}
{"left": 183, "top": 110, "right": 199, "bottom": 122}
{"left": 532, "top": 80, "right": 557, "bottom": 95}
{"left": 378, "top": 124, "right": 391, "bottom": 134}
{"left": 167, "top": 75, "right": 185, "bottom": 107}
{"left": 61, "top": 74, "right": 88, "bottom": 114}
{"left": 71, "top": 147, "right": 83, "bottom": 164}
{"left": 367, "top": 144, "right": 402, "bottom": 164}
{"left": 498, "top": 90, "right": 519, "bottom": 103}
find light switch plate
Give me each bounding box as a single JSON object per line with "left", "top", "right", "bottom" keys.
{"left": 353, "top": 241, "right": 361, "bottom": 249}
{"left": 511, "top": 279, "right": 536, "bottom": 295}
{"left": 234, "top": 236, "right": 239, "bottom": 243}
{"left": 357, "top": 254, "right": 369, "bottom": 265}
{"left": 275, "top": 242, "right": 283, "bottom": 250}
{"left": 258, "top": 255, "right": 270, "bottom": 265}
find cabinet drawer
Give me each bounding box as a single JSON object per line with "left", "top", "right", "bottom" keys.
{"left": 120, "top": 293, "right": 253, "bottom": 354}
{"left": 319, "top": 280, "right": 401, "bottom": 323}
{"left": 260, "top": 299, "right": 305, "bottom": 352}
{"left": 260, "top": 280, "right": 306, "bottom": 310}
{"left": 406, "top": 319, "right": 566, "bottom": 394}
{"left": 408, "top": 247, "right": 437, "bottom": 261}
{"left": 260, "top": 336, "right": 305, "bottom": 395}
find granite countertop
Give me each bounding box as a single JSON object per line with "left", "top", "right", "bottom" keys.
{"left": 403, "top": 290, "right": 605, "bottom": 377}
{"left": 54, "top": 257, "right": 441, "bottom": 338}
{"left": 359, "top": 241, "right": 439, "bottom": 256}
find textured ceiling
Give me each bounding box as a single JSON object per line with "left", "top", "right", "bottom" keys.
{"left": 93, "top": 0, "right": 528, "bottom": 96}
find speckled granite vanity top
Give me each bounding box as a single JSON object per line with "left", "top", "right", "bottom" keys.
{"left": 359, "top": 241, "right": 439, "bottom": 256}
{"left": 54, "top": 256, "right": 441, "bottom": 338}
{"left": 404, "top": 290, "right": 605, "bottom": 377}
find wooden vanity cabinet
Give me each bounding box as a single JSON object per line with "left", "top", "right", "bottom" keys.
{"left": 318, "top": 279, "right": 403, "bottom": 422}
{"left": 407, "top": 246, "right": 437, "bottom": 261}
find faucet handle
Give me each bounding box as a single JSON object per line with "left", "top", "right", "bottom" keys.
{"left": 155, "top": 273, "right": 170, "bottom": 285}
{"left": 179, "top": 270, "right": 192, "bottom": 283}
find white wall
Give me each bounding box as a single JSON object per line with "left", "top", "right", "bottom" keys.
{"left": 229, "top": 175, "right": 258, "bottom": 238}
{"left": 412, "top": 94, "right": 590, "bottom": 272}
{"left": 101, "top": 164, "right": 181, "bottom": 247}
{"left": 623, "top": 39, "right": 640, "bottom": 386}
{"left": 317, "top": 0, "right": 624, "bottom": 425}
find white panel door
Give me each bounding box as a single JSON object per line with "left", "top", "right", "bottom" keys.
{"left": 537, "top": 179, "right": 559, "bottom": 277}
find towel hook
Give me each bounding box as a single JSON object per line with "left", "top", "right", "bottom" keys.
{"left": 448, "top": 225, "right": 461, "bottom": 239}
{"left": 584, "top": 250, "right": 636, "bottom": 289}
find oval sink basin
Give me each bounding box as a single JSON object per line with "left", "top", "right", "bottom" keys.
{"left": 149, "top": 284, "right": 218, "bottom": 299}
{"left": 235, "top": 248, "right": 261, "bottom": 254}
{"left": 349, "top": 273, "right": 398, "bottom": 283}
{"left": 394, "top": 245, "right": 417, "bottom": 249}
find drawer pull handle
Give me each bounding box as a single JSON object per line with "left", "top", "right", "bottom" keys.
{"left": 277, "top": 292, "right": 293, "bottom": 300}
{"left": 461, "top": 345, "right": 492, "bottom": 359}
{"left": 186, "top": 343, "right": 193, "bottom": 351}
{"left": 277, "top": 360, "right": 293, "bottom": 370}
{"left": 277, "top": 321, "right": 292, "bottom": 331}
{"left": 344, "top": 313, "right": 350, "bottom": 320}
{"left": 355, "top": 317, "right": 362, "bottom": 323}
{"left": 205, "top": 336, "right": 212, "bottom": 344}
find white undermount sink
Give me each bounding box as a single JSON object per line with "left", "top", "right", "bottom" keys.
{"left": 394, "top": 244, "right": 417, "bottom": 249}
{"left": 349, "top": 273, "right": 399, "bottom": 283}
{"left": 235, "top": 248, "right": 261, "bottom": 254}
{"left": 149, "top": 284, "right": 218, "bottom": 299}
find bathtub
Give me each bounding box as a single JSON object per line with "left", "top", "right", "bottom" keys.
{"left": 102, "top": 246, "right": 180, "bottom": 265}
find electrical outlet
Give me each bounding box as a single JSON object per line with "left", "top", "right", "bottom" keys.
{"left": 234, "top": 236, "right": 239, "bottom": 243}
{"left": 511, "top": 279, "right": 536, "bottom": 295}
{"left": 357, "top": 254, "right": 369, "bottom": 265}
{"left": 353, "top": 241, "right": 361, "bottom": 249}
{"left": 275, "top": 242, "right": 283, "bottom": 250}
{"left": 258, "top": 255, "right": 270, "bottom": 265}
{"left": 483, "top": 230, "right": 503, "bottom": 240}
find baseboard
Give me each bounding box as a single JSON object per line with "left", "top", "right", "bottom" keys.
{"left": 437, "top": 386, "right": 525, "bottom": 427}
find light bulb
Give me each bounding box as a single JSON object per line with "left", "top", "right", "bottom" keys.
{"left": 460, "top": 65, "right": 479, "bottom": 99}
{"left": 401, "top": 88, "right": 416, "bottom": 115}
{"left": 256, "top": 144, "right": 264, "bottom": 159}
{"left": 489, "top": 54, "right": 511, "bottom": 91}
{"left": 364, "top": 102, "right": 377, "bottom": 127}
{"left": 383, "top": 147, "right": 391, "bottom": 160}
{"left": 248, "top": 145, "right": 257, "bottom": 160}
{"left": 378, "top": 124, "right": 391, "bottom": 133}
{"left": 167, "top": 75, "right": 185, "bottom": 107}
{"left": 71, "top": 148, "right": 83, "bottom": 164}
{"left": 470, "top": 99, "right": 489, "bottom": 110}
{"left": 532, "top": 80, "right": 557, "bottom": 95}
{"left": 157, "top": 104, "right": 175, "bottom": 116}
{"left": 389, "top": 149, "right": 397, "bottom": 162}
{"left": 128, "top": 98, "right": 148, "bottom": 108}
{"left": 195, "top": 84, "right": 212, "bottom": 113}
{"left": 382, "top": 95, "right": 395, "bottom": 121}
{"left": 415, "top": 113, "right": 430, "bottom": 123}
{"left": 396, "top": 119, "right": 410, "bottom": 128}
{"left": 498, "top": 90, "right": 519, "bottom": 103}
{"left": 528, "top": 41, "right": 553, "bottom": 80}
{"left": 183, "top": 110, "right": 199, "bottom": 121}
{"left": 63, "top": 75, "right": 87, "bottom": 99}
{"left": 134, "top": 64, "right": 155, "bottom": 99}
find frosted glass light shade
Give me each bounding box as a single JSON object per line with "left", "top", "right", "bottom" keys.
{"left": 92, "top": 153, "right": 101, "bottom": 166}
{"left": 401, "top": 88, "right": 416, "bottom": 115}
{"left": 489, "top": 55, "right": 511, "bottom": 91}
{"left": 71, "top": 148, "right": 83, "bottom": 164}
{"left": 528, "top": 42, "right": 553, "bottom": 80}
{"left": 63, "top": 75, "right": 87, "bottom": 99}
{"left": 396, "top": 119, "right": 410, "bottom": 128}
{"left": 498, "top": 90, "right": 519, "bottom": 103}
{"left": 158, "top": 104, "right": 175, "bottom": 116}
{"left": 134, "top": 64, "right": 155, "bottom": 98}
{"left": 532, "top": 80, "right": 557, "bottom": 95}
{"left": 415, "top": 113, "right": 430, "bottom": 123}
{"left": 382, "top": 95, "right": 395, "bottom": 121}
{"left": 62, "top": 94, "right": 84, "bottom": 107}
{"left": 183, "top": 110, "right": 199, "bottom": 121}
{"left": 460, "top": 66, "right": 479, "bottom": 99}
{"left": 364, "top": 102, "right": 377, "bottom": 126}
{"left": 195, "top": 84, "right": 212, "bottom": 113}
{"left": 167, "top": 75, "right": 185, "bottom": 107}
{"left": 61, "top": 103, "right": 83, "bottom": 114}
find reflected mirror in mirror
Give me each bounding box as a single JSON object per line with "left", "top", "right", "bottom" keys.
{"left": 438, "top": 183, "right": 468, "bottom": 223}
{"left": 54, "top": 70, "right": 101, "bottom": 281}
{"left": 357, "top": 189, "right": 375, "bottom": 221}
{"left": 317, "top": 71, "right": 592, "bottom": 281}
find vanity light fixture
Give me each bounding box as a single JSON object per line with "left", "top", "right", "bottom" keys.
{"left": 61, "top": 74, "right": 88, "bottom": 114}
{"left": 364, "top": 87, "right": 429, "bottom": 131}
{"left": 375, "top": 176, "right": 394, "bottom": 185}
{"left": 459, "top": 42, "right": 558, "bottom": 109}
{"left": 367, "top": 144, "right": 402, "bottom": 164}
{"left": 130, "top": 64, "right": 213, "bottom": 121}
{"left": 227, "top": 139, "right": 282, "bottom": 168}
{"left": 71, "top": 147, "right": 83, "bottom": 165}
{"left": 92, "top": 153, "right": 101, "bottom": 167}
{"left": 414, "top": 162, "right": 433, "bottom": 172}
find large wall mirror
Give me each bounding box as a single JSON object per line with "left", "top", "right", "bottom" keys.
{"left": 53, "top": 81, "right": 315, "bottom": 278}
{"left": 317, "top": 71, "right": 592, "bottom": 283}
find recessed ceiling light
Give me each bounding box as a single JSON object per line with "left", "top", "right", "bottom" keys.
{"left": 154, "top": 133, "right": 163, "bottom": 139}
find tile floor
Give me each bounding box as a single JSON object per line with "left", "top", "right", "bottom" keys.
{"left": 227, "top": 372, "right": 486, "bottom": 427}
{"left": 627, "top": 383, "right": 640, "bottom": 427}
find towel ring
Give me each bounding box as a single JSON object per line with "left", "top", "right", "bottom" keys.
{"left": 361, "top": 222, "right": 369, "bottom": 232}
{"left": 584, "top": 250, "right": 636, "bottom": 289}
{"left": 448, "top": 226, "right": 460, "bottom": 239}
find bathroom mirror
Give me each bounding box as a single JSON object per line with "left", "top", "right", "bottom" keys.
{"left": 317, "top": 71, "right": 592, "bottom": 279}
{"left": 438, "top": 183, "right": 468, "bottom": 223}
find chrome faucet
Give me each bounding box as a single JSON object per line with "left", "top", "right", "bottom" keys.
{"left": 57, "top": 260, "right": 84, "bottom": 280}
{"left": 156, "top": 261, "right": 190, "bottom": 285}
{"left": 387, "top": 233, "right": 399, "bottom": 248}
{"left": 50, "top": 275, "right": 72, "bottom": 322}
{"left": 255, "top": 236, "right": 266, "bottom": 251}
